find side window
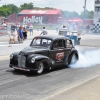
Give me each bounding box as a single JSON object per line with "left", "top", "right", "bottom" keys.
{"left": 42, "top": 39, "right": 52, "bottom": 47}
{"left": 42, "top": 39, "right": 48, "bottom": 45}
{"left": 66, "top": 40, "right": 73, "bottom": 47}
{"left": 58, "top": 40, "right": 64, "bottom": 48}
{"left": 52, "top": 40, "right": 65, "bottom": 49}
{"left": 32, "top": 38, "right": 41, "bottom": 45}
{"left": 52, "top": 40, "right": 58, "bottom": 49}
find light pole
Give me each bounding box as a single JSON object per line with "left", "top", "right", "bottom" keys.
{"left": 83, "top": 0, "right": 87, "bottom": 24}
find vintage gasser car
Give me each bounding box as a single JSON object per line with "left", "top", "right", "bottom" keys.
{"left": 9, "top": 35, "right": 79, "bottom": 74}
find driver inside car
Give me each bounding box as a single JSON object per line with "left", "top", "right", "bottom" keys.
{"left": 53, "top": 41, "right": 58, "bottom": 48}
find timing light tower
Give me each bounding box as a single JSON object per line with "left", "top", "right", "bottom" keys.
{"left": 93, "top": 0, "right": 100, "bottom": 33}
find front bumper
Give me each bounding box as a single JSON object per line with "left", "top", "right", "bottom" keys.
{"left": 9, "top": 64, "right": 38, "bottom": 72}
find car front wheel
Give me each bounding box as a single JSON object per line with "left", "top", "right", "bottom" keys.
{"left": 37, "top": 62, "right": 44, "bottom": 74}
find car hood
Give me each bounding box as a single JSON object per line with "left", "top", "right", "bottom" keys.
{"left": 19, "top": 46, "right": 49, "bottom": 55}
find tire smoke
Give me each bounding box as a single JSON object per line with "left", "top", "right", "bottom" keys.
{"left": 70, "top": 48, "right": 100, "bottom": 68}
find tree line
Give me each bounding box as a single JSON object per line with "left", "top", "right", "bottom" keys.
{"left": 63, "top": 10, "right": 94, "bottom": 20}
{"left": 0, "top": 2, "right": 94, "bottom": 19}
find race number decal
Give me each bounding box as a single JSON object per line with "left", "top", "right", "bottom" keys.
{"left": 56, "top": 52, "right": 64, "bottom": 60}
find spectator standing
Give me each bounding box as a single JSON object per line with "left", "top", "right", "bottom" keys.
{"left": 2, "top": 22, "right": 7, "bottom": 30}
{"left": 16, "top": 24, "right": 20, "bottom": 31}
{"left": 56, "top": 25, "right": 59, "bottom": 33}
{"left": 26, "top": 25, "right": 29, "bottom": 31}
{"left": 11, "top": 24, "right": 16, "bottom": 34}
{"left": 86, "top": 25, "right": 90, "bottom": 32}
{"left": 61, "top": 25, "right": 68, "bottom": 36}
{"left": 40, "top": 27, "right": 48, "bottom": 35}
{"left": 77, "top": 33, "right": 81, "bottom": 45}
{"left": 29, "top": 24, "right": 33, "bottom": 35}
{"left": 18, "top": 26, "right": 23, "bottom": 42}
{"left": 23, "top": 27, "right": 27, "bottom": 40}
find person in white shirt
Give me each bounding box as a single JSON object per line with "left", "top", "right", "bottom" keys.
{"left": 40, "top": 27, "right": 48, "bottom": 35}
{"left": 77, "top": 33, "right": 81, "bottom": 45}
{"left": 29, "top": 24, "right": 33, "bottom": 35}
{"left": 2, "top": 22, "right": 7, "bottom": 30}
{"left": 60, "top": 25, "right": 68, "bottom": 36}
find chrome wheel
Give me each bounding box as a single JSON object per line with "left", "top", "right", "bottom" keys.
{"left": 37, "top": 62, "right": 44, "bottom": 74}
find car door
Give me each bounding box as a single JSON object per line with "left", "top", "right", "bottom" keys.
{"left": 64, "top": 39, "right": 73, "bottom": 54}
{"left": 49, "top": 39, "right": 65, "bottom": 66}
{"left": 64, "top": 39, "right": 73, "bottom": 62}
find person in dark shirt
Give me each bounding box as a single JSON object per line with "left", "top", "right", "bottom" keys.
{"left": 23, "top": 27, "right": 27, "bottom": 40}
{"left": 11, "top": 25, "right": 16, "bottom": 33}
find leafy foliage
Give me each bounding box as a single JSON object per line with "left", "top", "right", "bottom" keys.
{"left": 80, "top": 10, "right": 94, "bottom": 19}
{"left": 63, "top": 10, "right": 94, "bottom": 20}
{"left": 63, "top": 11, "right": 79, "bottom": 20}
{"left": 0, "top": 6, "right": 12, "bottom": 17}
{"left": 0, "top": 3, "right": 94, "bottom": 19}
{"left": 20, "top": 2, "right": 34, "bottom": 11}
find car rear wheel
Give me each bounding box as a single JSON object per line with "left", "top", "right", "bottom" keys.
{"left": 68, "top": 53, "right": 78, "bottom": 65}
{"left": 37, "top": 62, "right": 44, "bottom": 74}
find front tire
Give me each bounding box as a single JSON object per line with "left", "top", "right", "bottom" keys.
{"left": 36, "top": 62, "right": 44, "bottom": 74}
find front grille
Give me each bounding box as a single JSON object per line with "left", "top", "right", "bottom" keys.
{"left": 10, "top": 59, "right": 18, "bottom": 65}
{"left": 18, "top": 55, "right": 26, "bottom": 67}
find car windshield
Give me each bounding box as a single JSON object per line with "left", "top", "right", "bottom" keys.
{"left": 31, "top": 37, "right": 52, "bottom": 48}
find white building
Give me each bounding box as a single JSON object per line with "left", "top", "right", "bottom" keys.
{"left": 93, "top": 0, "right": 100, "bottom": 33}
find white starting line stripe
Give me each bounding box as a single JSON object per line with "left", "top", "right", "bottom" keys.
{"left": 0, "top": 42, "right": 8, "bottom": 44}
{"left": 0, "top": 45, "right": 9, "bottom": 46}
{"left": 0, "top": 44, "right": 23, "bottom": 47}
{"left": 0, "top": 55, "right": 9, "bottom": 61}
{"left": 0, "top": 40, "right": 31, "bottom": 46}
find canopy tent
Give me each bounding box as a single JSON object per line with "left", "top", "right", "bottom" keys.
{"left": 19, "top": 10, "right": 62, "bottom": 15}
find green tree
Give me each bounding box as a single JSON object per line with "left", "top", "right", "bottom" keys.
{"left": 5, "top": 4, "right": 19, "bottom": 14}
{"left": 80, "top": 10, "right": 94, "bottom": 19}
{"left": 0, "top": 7, "right": 12, "bottom": 16}
{"left": 0, "top": 4, "right": 19, "bottom": 16}
{"left": 63, "top": 11, "right": 79, "bottom": 20}
{"left": 33, "top": 7, "right": 54, "bottom": 10}
{"left": 20, "top": 2, "right": 34, "bottom": 11}
{"left": 43, "top": 7, "right": 54, "bottom": 9}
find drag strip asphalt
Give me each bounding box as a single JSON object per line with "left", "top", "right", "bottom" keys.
{"left": 0, "top": 59, "right": 100, "bottom": 100}
{"left": 0, "top": 34, "right": 100, "bottom": 100}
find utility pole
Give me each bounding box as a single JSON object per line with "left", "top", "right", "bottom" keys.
{"left": 83, "top": 0, "right": 87, "bottom": 24}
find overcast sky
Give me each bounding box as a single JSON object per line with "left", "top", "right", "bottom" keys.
{"left": 0, "top": 0, "right": 94, "bottom": 14}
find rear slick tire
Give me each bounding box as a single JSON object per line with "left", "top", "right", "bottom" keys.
{"left": 68, "top": 53, "right": 78, "bottom": 65}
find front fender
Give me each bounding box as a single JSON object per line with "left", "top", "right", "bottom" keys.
{"left": 28, "top": 54, "right": 49, "bottom": 60}
{"left": 27, "top": 54, "right": 52, "bottom": 67}
{"left": 27, "top": 54, "right": 51, "bottom": 64}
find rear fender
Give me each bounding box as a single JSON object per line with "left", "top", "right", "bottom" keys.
{"left": 68, "top": 49, "right": 79, "bottom": 60}
{"left": 65, "top": 48, "right": 78, "bottom": 64}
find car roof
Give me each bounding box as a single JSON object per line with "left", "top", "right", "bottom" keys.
{"left": 34, "top": 35, "right": 69, "bottom": 40}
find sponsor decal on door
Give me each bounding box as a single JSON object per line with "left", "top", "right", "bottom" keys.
{"left": 56, "top": 52, "right": 64, "bottom": 61}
